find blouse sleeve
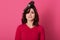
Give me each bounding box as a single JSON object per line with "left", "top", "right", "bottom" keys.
{"left": 39, "top": 26, "right": 45, "bottom": 40}
{"left": 15, "top": 25, "right": 21, "bottom": 40}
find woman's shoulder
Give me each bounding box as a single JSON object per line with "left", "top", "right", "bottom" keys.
{"left": 38, "top": 24, "right": 43, "bottom": 28}
{"left": 17, "top": 24, "right": 25, "bottom": 29}
{"left": 38, "top": 24, "right": 44, "bottom": 31}
{"left": 18, "top": 24, "right": 24, "bottom": 27}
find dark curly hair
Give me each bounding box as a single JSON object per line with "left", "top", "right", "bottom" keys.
{"left": 21, "top": 1, "right": 39, "bottom": 26}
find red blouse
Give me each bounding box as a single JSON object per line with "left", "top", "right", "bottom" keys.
{"left": 15, "top": 24, "right": 45, "bottom": 40}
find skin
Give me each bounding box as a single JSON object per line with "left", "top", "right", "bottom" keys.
{"left": 26, "top": 8, "right": 35, "bottom": 28}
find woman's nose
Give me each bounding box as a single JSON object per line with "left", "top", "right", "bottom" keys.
{"left": 29, "top": 13, "right": 32, "bottom": 15}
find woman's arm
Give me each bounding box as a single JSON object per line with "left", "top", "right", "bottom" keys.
{"left": 40, "top": 26, "right": 45, "bottom": 40}
{"left": 15, "top": 25, "right": 21, "bottom": 40}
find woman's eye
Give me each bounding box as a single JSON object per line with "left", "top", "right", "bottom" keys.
{"left": 31, "top": 12, "right": 34, "bottom": 14}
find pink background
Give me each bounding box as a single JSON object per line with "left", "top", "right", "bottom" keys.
{"left": 0, "top": 0, "right": 60, "bottom": 40}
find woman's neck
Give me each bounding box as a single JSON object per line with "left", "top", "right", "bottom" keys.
{"left": 26, "top": 20, "right": 34, "bottom": 27}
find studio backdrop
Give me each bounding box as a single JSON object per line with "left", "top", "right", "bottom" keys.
{"left": 0, "top": 0, "right": 60, "bottom": 40}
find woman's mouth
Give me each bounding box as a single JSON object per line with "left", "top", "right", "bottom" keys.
{"left": 28, "top": 16, "right": 32, "bottom": 18}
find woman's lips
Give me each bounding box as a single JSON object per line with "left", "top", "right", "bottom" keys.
{"left": 28, "top": 16, "right": 32, "bottom": 18}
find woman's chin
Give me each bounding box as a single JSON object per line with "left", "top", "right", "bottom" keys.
{"left": 27, "top": 19, "right": 34, "bottom": 21}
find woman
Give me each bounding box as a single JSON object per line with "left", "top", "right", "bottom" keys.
{"left": 15, "top": 1, "right": 45, "bottom": 40}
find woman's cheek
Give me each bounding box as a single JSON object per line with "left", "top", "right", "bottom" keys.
{"left": 32, "top": 14, "right": 35, "bottom": 19}
{"left": 26, "top": 14, "right": 28, "bottom": 19}
{"left": 26, "top": 14, "right": 30, "bottom": 19}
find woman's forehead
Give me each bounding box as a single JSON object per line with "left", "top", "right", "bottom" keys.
{"left": 26, "top": 8, "right": 34, "bottom": 13}
{"left": 29, "top": 8, "right": 34, "bottom": 12}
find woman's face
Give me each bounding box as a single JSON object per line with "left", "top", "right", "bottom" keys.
{"left": 26, "top": 8, "right": 35, "bottom": 21}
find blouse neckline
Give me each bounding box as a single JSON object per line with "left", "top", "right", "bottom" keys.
{"left": 24, "top": 23, "right": 37, "bottom": 30}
